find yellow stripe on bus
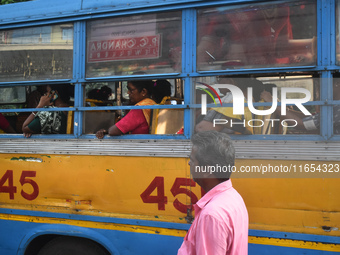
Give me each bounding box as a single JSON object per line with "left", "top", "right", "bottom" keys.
{"left": 0, "top": 213, "right": 186, "bottom": 237}
{"left": 249, "top": 236, "right": 340, "bottom": 252}
{"left": 1, "top": 213, "right": 339, "bottom": 252}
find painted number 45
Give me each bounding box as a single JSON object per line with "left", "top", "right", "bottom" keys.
{"left": 140, "top": 177, "right": 201, "bottom": 214}
{"left": 0, "top": 170, "right": 39, "bottom": 201}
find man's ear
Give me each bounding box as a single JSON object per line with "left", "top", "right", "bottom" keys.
{"left": 202, "top": 171, "right": 211, "bottom": 178}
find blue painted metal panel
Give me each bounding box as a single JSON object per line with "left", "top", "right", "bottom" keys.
{"left": 0, "top": 0, "right": 82, "bottom": 24}
{"left": 0, "top": 218, "right": 183, "bottom": 255}
{"left": 0, "top": 0, "right": 210, "bottom": 26}
{"left": 0, "top": 210, "right": 339, "bottom": 255}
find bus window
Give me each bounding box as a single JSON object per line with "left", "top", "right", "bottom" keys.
{"left": 194, "top": 75, "right": 319, "bottom": 135}
{"left": 0, "top": 86, "right": 26, "bottom": 133}
{"left": 197, "top": 0, "right": 317, "bottom": 71}
{"left": 85, "top": 82, "right": 116, "bottom": 106}
{"left": 86, "top": 11, "right": 182, "bottom": 77}
{"left": 83, "top": 82, "right": 116, "bottom": 134}
{"left": 0, "top": 24, "right": 73, "bottom": 82}
{"left": 337, "top": 0, "right": 340, "bottom": 65}
{"left": 83, "top": 79, "right": 184, "bottom": 135}
{"left": 0, "top": 84, "right": 74, "bottom": 136}
{"left": 0, "top": 86, "right": 26, "bottom": 104}
{"left": 333, "top": 76, "right": 340, "bottom": 134}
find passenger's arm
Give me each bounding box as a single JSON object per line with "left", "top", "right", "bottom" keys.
{"left": 108, "top": 125, "right": 123, "bottom": 136}
{"left": 95, "top": 125, "right": 123, "bottom": 139}
{"left": 22, "top": 92, "right": 54, "bottom": 137}
{"left": 195, "top": 120, "right": 224, "bottom": 133}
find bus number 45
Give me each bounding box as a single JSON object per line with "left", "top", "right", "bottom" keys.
{"left": 0, "top": 170, "right": 39, "bottom": 201}
{"left": 140, "top": 177, "right": 200, "bottom": 214}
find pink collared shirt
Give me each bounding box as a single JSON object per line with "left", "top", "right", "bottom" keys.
{"left": 177, "top": 180, "right": 248, "bottom": 255}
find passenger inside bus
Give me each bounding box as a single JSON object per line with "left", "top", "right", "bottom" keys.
{"left": 22, "top": 84, "right": 73, "bottom": 137}
{"left": 197, "top": 3, "right": 315, "bottom": 69}
{"left": 87, "top": 85, "right": 113, "bottom": 106}
{"left": 195, "top": 78, "right": 265, "bottom": 134}
{"left": 26, "top": 85, "right": 48, "bottom": 108}
{"left": 0, "top": 113, "right": 16, "bottom": 133}
{"left": 152, "top": 79, "right": 172, "bottom": 104}
{"left": 260, "top": 76, "right": 340, "bottom": 134}
{"left": 95, "top": 80, "right": 156, "bottom": 138}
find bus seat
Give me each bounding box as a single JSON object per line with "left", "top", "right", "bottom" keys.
{"left": 150, "top": 108, "right": 184, "bottom": 134}
{"left": 150, "top": 96, "right": 184, "bottom": 134}
{"left": 66, "top": 110, "right": 74, "bottom": 134}
{"left": 256, "top": 113, "right": 287, "bottom": 135}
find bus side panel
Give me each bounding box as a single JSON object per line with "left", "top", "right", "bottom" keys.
{"left": 1, "top": 216, "right": 338, "bottom": 255}
{"left": 0, "top": 218, "right": 184, "bottom": 255}
{"left": 1, "top": 153, "right": 339, "bottom": 254}
{"left": 0, "top": 153, "right": 198, "bottom": 222}
{"left": 1, "top": 154, "right": 339, "bottom": 235}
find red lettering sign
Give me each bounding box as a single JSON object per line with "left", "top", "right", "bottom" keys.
{"left": 87, "top": 35, "right": 161, "bottom": 62}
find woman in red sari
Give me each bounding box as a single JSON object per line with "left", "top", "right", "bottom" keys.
{"left": 96, "top": 80, "right": 156, "bottom": 138}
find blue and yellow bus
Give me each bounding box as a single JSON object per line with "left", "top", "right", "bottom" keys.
{"left": 0, "top": 0, "right": 339, "bottom": 254}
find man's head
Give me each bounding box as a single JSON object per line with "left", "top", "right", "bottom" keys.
{"left": 189, "top": 131, "right": 235, "bottom": 186}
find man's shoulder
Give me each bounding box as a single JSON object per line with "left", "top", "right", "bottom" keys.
{"left": 201, "top": 187, "right": 247, "bottom": 217}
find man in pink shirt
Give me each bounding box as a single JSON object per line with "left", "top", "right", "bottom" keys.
{"left": 178, "top": 131, "right": 248, "bottom": 255}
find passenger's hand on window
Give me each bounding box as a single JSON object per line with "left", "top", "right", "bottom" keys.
{"left": 96, "top": 129, "right": 107, "bottom": 139}
{"left": 23, "top": 132, "right": 32, "bottom": 138}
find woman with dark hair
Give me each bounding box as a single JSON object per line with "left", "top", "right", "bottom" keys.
{"left": 152, "top": 79, "right": 172, "bottom": 104}
{"left": 96, "top": 80, "right": 156, "bottom": 138}
{"left": 22, "top": 84, "right": 72, "bottom": 137}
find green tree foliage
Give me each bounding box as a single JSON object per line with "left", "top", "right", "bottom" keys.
{"left": 1, "top": 0, "right": 30, "bottom": 5}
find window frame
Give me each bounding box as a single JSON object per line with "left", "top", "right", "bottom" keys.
{"left": 0, "top": 0, "right": 339, "bottom": 141}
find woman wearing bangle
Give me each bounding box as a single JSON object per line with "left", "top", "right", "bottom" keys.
{"left": 22, "top": 84, "right": 72, "bottom": 138}
{"left": 96, "top": 80, "right": 156, "bottom": 138}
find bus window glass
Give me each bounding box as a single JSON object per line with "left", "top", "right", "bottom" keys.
{"left": 337, "top": 0, "right": 340, "bottom": 65}
{"left": 194, "top": 75, "right": 319, "bottom": 135}
{"left": 0, "top": 86, "right": 26, "bottom": 104}
{"left": 197, "top": 0, "right": 317, "bottom": 71}
{"left": 0, "top": 84, "right": 74, "bottom": 135}
{"left": 0, "top": 24, "right": 73, "bottom": 82}
{"left": 0, "top": 86, "right": 26, "bottom": 133}
{"left": 86, "top": 11, "right": 182, "bottom": 77}
{"left": 83, "top": 79, "right": 183, "bottom": 135}
{"left": 333, "top": 76, "right": 340, "bottom": 134}
{"left": 83, "top": 82, "right": 116, "bottom": 134}
{"left": 85, "top": 82, "right": 116, "bottom": 105}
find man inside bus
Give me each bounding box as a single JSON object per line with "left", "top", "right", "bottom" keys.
{"left": 195, "top": 78, "right": 264, "bottom": 134}
{"left": 260, "top": 75, "right": 340, "bottom": 134}
{"left": 177, "top": 130, "right": 248, "bottom": 255}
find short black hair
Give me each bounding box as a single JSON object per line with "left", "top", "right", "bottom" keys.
{"left": 130, "top": 80, "right": 154, "bottom": 97}
{"left": 153, "top": 80, "right": 172, "bottom": 103}
{"left": 50, "top": 84, "right": 73, "bottom": 103}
